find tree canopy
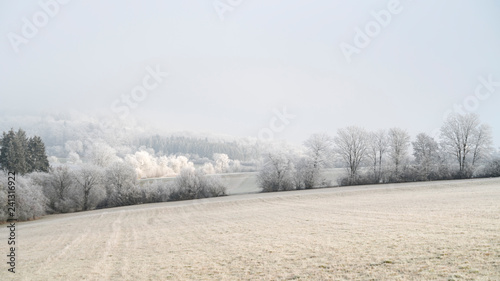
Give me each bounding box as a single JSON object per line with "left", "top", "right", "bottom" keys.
{"left": 0, "top": 128, "right": 49, "bottom": 174}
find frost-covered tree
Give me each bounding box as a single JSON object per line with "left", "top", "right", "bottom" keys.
{"left": 0, "top": 172, "right": 47, "bottom": 221}
{"left": 412, "top": 133, "right": 439, "bottom": 180}
{"left": 471, "top": 124, "right": 493, "bottom": 168}
{"left": 213, "top": 153, "right": 230, "bottom": 173}
{"left": 440, "top": 113, "right": 492, "bottom": 177}
{"left": 125, "top": 150, "right": 158, "bottom": 178}
{"left": 201, "top": 162, "right": 216, "bottom": 174}
{"left": 73, "top": 164, "right": 104, "bottom": 211}
{"left": 302, "top": 133, "right": 333, "bottom": 188}
{"left": 14, "top": 176, "right": 47, "bottom": 220}
{"left": 292, "top": 156, "right": 314, "bottom": 190}
{"left": 125, "top": 152, "right": 195, "bottom": 178}
{"left": 228, "top": 159, "right": 241, "bottom": 173}
{"left": 170, "top": 168, "right": 226, "bottom": 200}
{"left": 85, "top": 142, "right": 119, "bottom": 167}
{"left": 333, "top": 126, "right": 368, "bottom": 184}
{"left": 258, "top": 152, "right": 295, "bottom": 192}
{"left": 68, "top": 152, "right": 82, "bottom": 164}
{"left": 388, "top": 127, "right": 410, "bottom": 176}
{"left": 167, "top": 155, "right": 194, "bottom": 174}
{"left": 156, "top": 155, "right": 176, "bottom": 176}
{"left": 43, "top": 166, "right": 75, "bottom": 213}
{"left": 304, "top": 133, "right": 333, "bottom": 168}
{"left": 367, "top": 130, "right": 388, "bottom": 181}
{"left": 103, "top": 162, "right": 139, "bottom": 207}
{"left": 140, "top": 180, "right": 172, "bottom": 203}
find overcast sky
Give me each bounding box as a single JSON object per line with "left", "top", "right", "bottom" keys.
{"left": 1, "top": 0, "right": 499, "bottom": 145}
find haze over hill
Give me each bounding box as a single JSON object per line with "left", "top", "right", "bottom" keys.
{"left": 1, "top": 1, "right": 500, "bottom": 145}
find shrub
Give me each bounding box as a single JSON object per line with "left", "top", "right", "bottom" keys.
{"left": 169, "top": 169, "right": 227, "bottom": 201}
{"left": 101, "top": 162, "right": 139, "bottom": 208}
{"left": 477, "top": 159, "right": 500, "bottom": 177}
{"left": 258, "top": 152, "right": 296, "bottom": 192}
{"left": 0, "top": 172, "right": 47, "bottom": 222}
{"left": 140, "top": 180, "right": 172, "bottom": 203}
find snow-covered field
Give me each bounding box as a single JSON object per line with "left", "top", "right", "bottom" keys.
{"left": 1, "top": 178, "right": 499, "bottom": 280}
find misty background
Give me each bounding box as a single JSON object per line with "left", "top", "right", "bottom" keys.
{"left": 1, "top": 0, "right": 499, "bottom": 145}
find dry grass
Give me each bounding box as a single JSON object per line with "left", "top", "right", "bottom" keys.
{"left": 1, "top": 178, "right": 499, "bottom": 280}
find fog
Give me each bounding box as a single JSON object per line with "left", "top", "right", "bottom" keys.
{"left": 1, "top": 0, "right": 499, "bottom": 145}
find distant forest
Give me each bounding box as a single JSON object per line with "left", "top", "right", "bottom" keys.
{"left": 136, "top": 135, "right": 261, "bottom": 161}
{"left": 0, "top": 112, "right": 271, "bottom": 162}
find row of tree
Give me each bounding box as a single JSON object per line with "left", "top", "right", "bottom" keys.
{"left": 336, "top": 113, "right": 492, "bottom": 183}
{"left": 0, "top": 162, "right": 227, "bottom": 222}
{"left": 258, "top": 113, "right": 497, "bottom": 191}
{"left": 0, "top": 128, "right": 49, "bottom": 174}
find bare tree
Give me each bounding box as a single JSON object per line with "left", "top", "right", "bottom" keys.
{"left": 103, "top": 162, "right": 139, "bottom": 207}
{"left": 471, "top": 124, "right": 493, "bottom": 167}
{"left": 440, "top": 113, "right": 492, "bottom": 177}
{"left": 73, "top": 164, "right": 103, "bottom": 211}
{"left": 258, "top": 152, "right": 295, "bottom": 192}
{"left": 44, "top": 166, "right": 74, "bottom": 212}
{"left": 302, "top": 133, "right": 333, "bottom": 188}
{"left": 292, "top": 156, "right": 309, "bottom": 190}
{"left": 367, "top": 130, "right": 388, "bottom": 181}
{"left": 388, "top": 128, "right": 410, "bottom": 176}
{"left": 333, "top": 126, "right": 368, "bottom": 184}
{"left": 304, "top": 133, "right": 333, "bottom": 168}
{"left": 412, "top": 133, "right": 439, "bottom": 179}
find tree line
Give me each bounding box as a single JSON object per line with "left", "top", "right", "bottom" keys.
{"left": 258, "top": 113, "right": 499, "bottom": 192}
{"left": 0, "top": 128, "right": 228, "bottom": 222}
{"left": 0, "top": 112, "right": 266, "bottom": 162}
{"left": 0, "top": 162, "right": 227, "bottom": 222}
{"left": 1, "top": 113, "right": 499, "bottom": 222}
{"left": 137, "top": 135, "right": 261, "bottom": 161}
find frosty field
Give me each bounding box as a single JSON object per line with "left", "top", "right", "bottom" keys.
{"left": 1, "top": 178, "right": 499, "bottom": 280}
